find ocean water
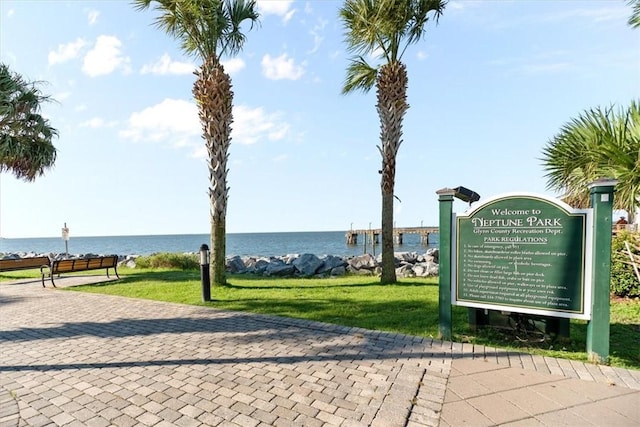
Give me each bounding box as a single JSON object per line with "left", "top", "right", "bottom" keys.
{"left": 0, "top": 231, "right": 439, "bottom": 258}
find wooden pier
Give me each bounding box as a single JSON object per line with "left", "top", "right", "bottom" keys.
{"left": 345, "top": 226, "right": 439, "bottom": 246}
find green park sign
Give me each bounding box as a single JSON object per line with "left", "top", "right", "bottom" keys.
{"left": 454, "top": 193, "right": 593, "bottom": 320}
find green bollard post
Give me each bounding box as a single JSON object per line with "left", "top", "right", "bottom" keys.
{"left": 586, "top": 178, "right": 617, "bottom": 363}
{"left": 437, "top": 188, "right": 456, "bottom": 341}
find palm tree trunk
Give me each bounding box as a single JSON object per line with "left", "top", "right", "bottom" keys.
{"left": 381, "top": 192, "right": 395, "bottom": 283}
{"left": 211, "top": 218, "right": 226, "bottom": 285}
{"left": 377, "top": 61, "right": 409, "bottom": 284}
{"left": 193, "top": 56, "right": 233, "bottom": 286}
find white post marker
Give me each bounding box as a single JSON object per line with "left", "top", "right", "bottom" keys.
{"left": 62, "top": 223, "right": 69, "bottom": 257}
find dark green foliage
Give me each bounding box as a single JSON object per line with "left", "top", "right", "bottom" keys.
{"left": 134, "top": 253, "right": 199, "bottom": 270}
{"left": 0, "top": 63, "right": 58, "bottom": 181}
{"left": 611, "top": 231, "right": 640, "bottom": 297}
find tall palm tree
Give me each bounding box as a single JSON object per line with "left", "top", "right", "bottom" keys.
{"left": 0, "top": 63, "right": 58, "bottom": 181}
{"left": 340, "top": 0, "right": 446, "bottom": 284}
{"left": 134, "top": 0, "right": 259, "bottom": 285}
{"left": 541, "top": 100, "right": 640, "bottom": 222}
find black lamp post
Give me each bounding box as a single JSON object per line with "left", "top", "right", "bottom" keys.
{"left": 199, "top": 244, "right": 211, "bottom": 302}
{"left": 452, "top": 186, "right": 486, "bottom": 329}
{"left": 453, "top": 186, "right": 480, "bottom": 205}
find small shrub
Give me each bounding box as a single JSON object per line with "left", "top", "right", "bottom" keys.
{"left": 611, "top": 231, "right": 640, "bottom": 298}
{"left": 134, "top": 253, "right": 198, "bottom": 270}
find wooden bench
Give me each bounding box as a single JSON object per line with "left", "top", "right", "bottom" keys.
{"left": 41, "top": 255, "right": 120, "bottom": 287}
{"left": 0, "top": 256, "right": 51, "bottom": 276}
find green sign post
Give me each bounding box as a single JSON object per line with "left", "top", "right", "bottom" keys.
{"left": 437, "top": 188, "right": 455, "bottom": 341}
{"left": 455, "top": 194, "right": 592, "bottom": 319}
{"left": 586, "top": 179, "right": 616, "bottom": 363}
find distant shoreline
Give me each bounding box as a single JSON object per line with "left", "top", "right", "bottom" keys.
{"left": 0, "top": 230, "right": 374, "bottom": 240}
{"left": 0, "top": 232, "right": 440, "bottom": 259}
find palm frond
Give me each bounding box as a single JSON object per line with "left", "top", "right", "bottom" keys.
{"left": 340, "top": 0, "right": 381, "bottom": 57}
{"left": 220, "top": 0, "right": 260, "bottom": 57}
{"left": 342, "top": 57, "right": 378, "bottom": 94}
{"left": 541, "top": 100, "right": 640, "bottom": 213}
{"left": 629, "top": 0, "right": 640, "bottom": 28}
{"left": 133, "top": 0, "right": 259, "bottom": 59}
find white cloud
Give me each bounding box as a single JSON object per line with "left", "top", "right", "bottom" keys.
{"left": 87, "top": 9, "right": 99, "bottom": 25}
{"left": 48, "top": 38, "right": 87, "bottom": 66}
{"left": 304, "top": 2, "right": 313, "bottom": 15}
{"left": 417, "top": 50, "right": 428, "bottom": 60}
{"left": 79, "top": 117, "right": 116, "bottom": 128}
{"left": 233, "top": 105, "right": 290, "bottom": 145}
{"left": 140, "top": 53, "right": 195, "bottom": 75}
{"left": 261, "top": 53, "right": 305, "bottom": 80}
{"left": 119, "top": 99, "right": 199, "bottom": 145}
{"left": 308, "top": 18, "right": 327, "bottom": 54}
{"left": 273, "top": 154, "right": 289, "bottom": 163}
{"left": 221, "top": 58, "right": 246, "bottom": 75}
{"left": 541, "top": 7, "right": 628, "bottom": 24}
{"left": 119, "top": 99, "right": 290, "bottom": 155}
{"left": 82, "top": 35, "right": 131, "bottom": 77}
{"left": 491, "top": 50, "right": 575, "bottom": 76}
{"left": 7, "top": 8, "right": 14, "bottom": 17}
{"left": 256, "top": 0, "right": 296, "bottom": 23}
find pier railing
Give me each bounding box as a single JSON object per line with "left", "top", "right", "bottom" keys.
{"left": 345, "top": 227, "right": 439, "bottom": 246}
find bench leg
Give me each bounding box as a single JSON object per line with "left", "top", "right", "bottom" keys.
{"left": 40, "top": 266, "right": 54, "bottom": 288}
{"left": 106, "top": 267, "right": 119, "bottom": 280}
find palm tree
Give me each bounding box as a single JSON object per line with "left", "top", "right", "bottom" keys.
{"left": 134, "top": 0, "right": 259, "bottom": 285}
{"left": 0, "top": 63, "right": 58, "bottom": 181}
{"left": 340, "top": 0, "right": 446, "bottom": 284}
{"left": 541, "top": 100, "right": 640, "bottom": 222}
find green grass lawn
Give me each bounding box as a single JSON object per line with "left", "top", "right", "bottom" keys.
{"left": 2, "top": 267, "right": 638, "bottom": 369}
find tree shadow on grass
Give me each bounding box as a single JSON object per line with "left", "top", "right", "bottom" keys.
{"left": 71, "top": 269, "right": 200, "bottom": 288}
{"left": 223, "top": 275, "right": 438, "bottom": 290}
{"left": 213, "top": 296, "right": 442, "bottom": 337}
{"left": 0, "top": 272, "right": 42, "bottom": 285}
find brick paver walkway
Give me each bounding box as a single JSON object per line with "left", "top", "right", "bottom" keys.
{"left": 1, "top": 277, "right": 638, "bottom": 426}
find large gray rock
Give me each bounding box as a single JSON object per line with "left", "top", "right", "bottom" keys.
{"left": 349, "top": 266, "right": 375, "bottom": 276}
{"left": 292, "top": 253, "right": 324, "bottom": 277}
{"left": 265, "top": 261, "right": 296, "bottom": 276}
{"left": 330, "top": 266, "right": 346, "bottom": 276}
{"left": 426, "top": 248, "right": 439, "bottom": 263}
{"left": 413, "top": 261, "right": 439, "bottom": 277}
{"left": 348, "top": 254, "right": 377, "bottom": 270}
{"left": 396, "top": 263, "right": 416, "bottom": 278}
{"left": 282, "top": 254, "right": 299, "bottom": 265}
{"left": 318, "top": 255, "right": 347, "bottom": 274}
{"left": 226, "top": 255, "right": 246, "bottom": 273}
{"left": 246, "top": 258, "right": 270, "bottom": 275}
{"left": 397, "top": 252, "right": 419, "bottom": 263}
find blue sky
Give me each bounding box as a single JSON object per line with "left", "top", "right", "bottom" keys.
{"left": 0, "top": 0, "right": 638, "bottom": 238}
